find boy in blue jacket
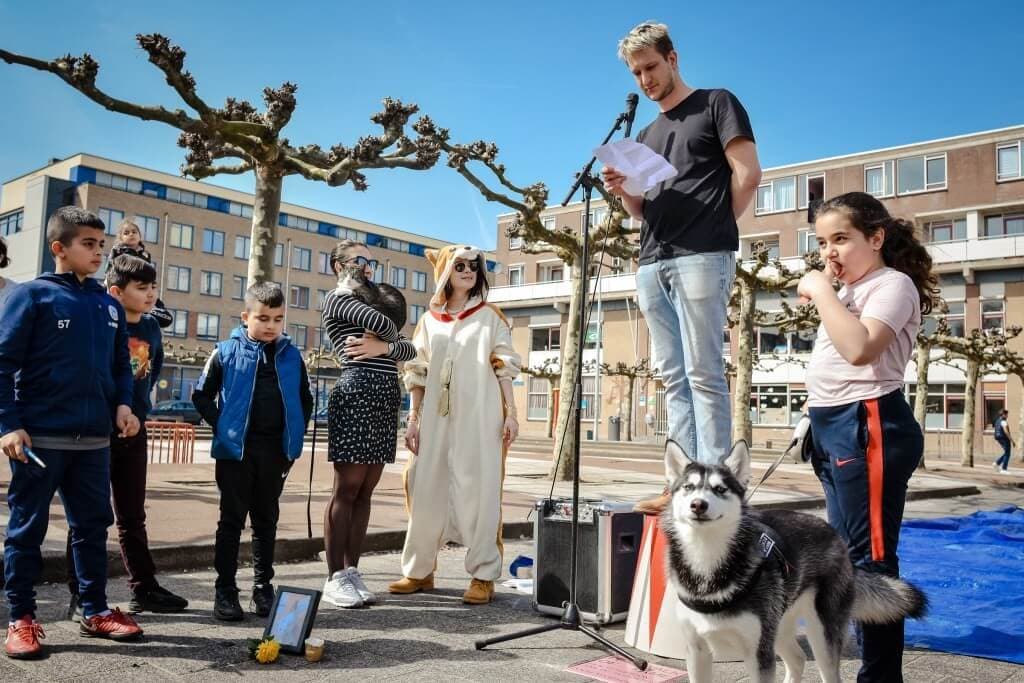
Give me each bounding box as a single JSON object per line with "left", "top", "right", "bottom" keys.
{"left": 0, "top": 207, "right": 143, "bottom": 659}
{"left": 192, "top": 282, "right": 313, "bottom": 621}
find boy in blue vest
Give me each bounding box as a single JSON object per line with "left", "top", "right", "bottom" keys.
{"left": 0, "top": 207, "right": 143, "bottom": 659}
{"left": 192, "top": 282, "right": 313, "bottom": 621}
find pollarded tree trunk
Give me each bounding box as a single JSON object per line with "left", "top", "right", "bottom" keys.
{"left": 625, "top": 376, "right": 634, "bottom": 442}
{"left": 249, "top": 165, "right": 284, "bottom": 285}
{"left": 732, "top": 279, "right": 756, "bottom": 445}
{"left": 551, "top": 264, "right": 584, "bottom": 481}
{"left": 960, "top": 358, "right": 980, "bottom": 467}
{"left": 913, "top": 342, "right": 931, "bottom": 470}
{"left": 546, "top": 380, "right": 556, "bottom": 439}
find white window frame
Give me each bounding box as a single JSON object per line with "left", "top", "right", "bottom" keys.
{"left": 412, "top": 271, "right": 428, "bottom": 291}
{"left": 797, "top": 173, "right": 825, "bottom": 210}
{"left": 197, "top": 313, "right": 220, "bottom": 340}
{"left": 410, "top": 304, "right": 426, "bottom": 324}
{"left": 537, "top": 259, "right": 565, "bottom": 283}
{"left": 896, "top": 152, "right": 947, "bottom": 196}
{"left": 290, "top": 285, "right": 310, "bottom": 310}
{"left": 166, "top": 309, "right": 188, "bottom": 338}
{"left": 981, "top": 299, "right": 1005, "bottom": 331}
{"left": 390, "top": 266, "right": 407, "bottom": 289}
{"left": 232, "top": 275, "right": 247, "bottom": 300}
{"left": 292, "top": 246, "right": 312, "bottom": 272}
{"left": 797, "top": 229, "right": 817, "bottom": 255}
{"left": 133, "top": 215, "right": 160, "bottom": 244}
{"left": 923, "top": 218, "right": 967, "bottom": 244}
{"left": 318, "top": 251, "right": 332, "bottom": 275}
{"left": 98, "top": 208, "right": 125, "bottom": 237}
{"left": 166, "top": 265, "right": 191, "bottom": 293}
{"left": 289, "top": 323, "right": 307, "bottom": 349}
{"left": 509, "top": 235, "right": 523, "bottom": 250}
{"left": 507, "top": 264, "right": 525, "bottom": 287}
{"left": 864, "top": 160, "right": 895, "bottom": 198}
{"left": 527, "top": 376, "right": 549, "bottom": 421}
{"left": 754, "top": 176, "right": 797, "bottom": 215}
{"left": 741, "top": 232, "right": 781, "bottom": 260}
{"left": 234, "top": 235, "right": 250, "bottom": 260}
{"left": 169, "top": 222, "right": 194, "bottom": 250}
{"left": 996, "top": 140, "right": 1023, "bottom": 182}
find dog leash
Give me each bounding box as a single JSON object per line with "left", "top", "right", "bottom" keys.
{"left": 744, "top": 414, "right": 811, "bottom": 503}
{"left": 306, "top": 349, "right": 324, "bottom": 540}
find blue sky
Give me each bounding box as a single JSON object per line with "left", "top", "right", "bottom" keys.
{"left": 1, "top": 1, "right": 1022, "bottom": 249}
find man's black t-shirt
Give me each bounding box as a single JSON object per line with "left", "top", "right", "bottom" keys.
{"left": 635, "top": 88, "right": 755, "bottom": 265}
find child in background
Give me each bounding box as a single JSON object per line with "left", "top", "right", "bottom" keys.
{"left": 0, "top": 207, "right": 143, "bottom": 659}
{"left": 192, "top": 283, "right": 313, "bottom": 621}
{"left": 798, "top": 192, "right": 938, "bottom": 682}
{"left": 107, "top": 219, "right": 173, "bottom": 329}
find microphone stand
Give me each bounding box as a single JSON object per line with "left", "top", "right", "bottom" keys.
{"left": 474, "top": 100, "right": 648, "bottom": 673}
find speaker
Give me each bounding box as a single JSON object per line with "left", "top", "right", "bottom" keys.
{"left": 532, "top": 499, "right": 643, "bottom": 624}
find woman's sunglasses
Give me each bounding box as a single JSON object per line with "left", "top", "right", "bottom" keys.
{"left": 345, "top": 256, "right": 379, "bottom": 271}
{"left": 453, "top": 260, "right": 480, "bottom": 273}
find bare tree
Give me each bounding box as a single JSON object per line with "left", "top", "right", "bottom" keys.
{"left": 599, "top": 358, "right": 654, "bottom": 441}
{"left": 729, "top": 244, "right": 821, "bottom": 444}
{"left": 520, "top": 357, "right": 561, "bottom": 439}
{"left": 1, "top": 34, "right": 445, "bottom": 284}
{"left": 929, "top": 325, "right": 1023, "bottom": 467}
{"left": 441, "top": 139, "right": 637, "bottom": 480}
{"left": 910, "top": 312, "right": 954, "bottom": 470}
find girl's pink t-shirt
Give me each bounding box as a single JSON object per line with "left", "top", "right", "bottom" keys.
{"left": 806, "top": 267, "right": 921, "bottom": 408}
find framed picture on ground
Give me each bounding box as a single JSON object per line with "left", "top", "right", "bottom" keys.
{"left": 263, "top": 586, "right": 322, "bottom": 654}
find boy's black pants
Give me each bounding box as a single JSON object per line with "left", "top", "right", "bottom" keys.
{"left": 214, "top": 447, "right": 292, "bottom": 589}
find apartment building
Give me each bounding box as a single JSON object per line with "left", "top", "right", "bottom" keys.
{"left": 490, "top": 125, "right": 1024, "bottom": 455}
{"left": 0, "top": 153, "right": 487, "bottom": 407}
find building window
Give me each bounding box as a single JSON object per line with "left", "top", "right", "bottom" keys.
{"left": 758, "top": 326, "right": 788, "bottom": 355}
{"left": 981, "top": 300, "right": 1005, "bottom": 331}
{"left": 197, "top": 313, "right": 220, "bottom": 340}
{"left": 166, "top": 265, "right": 191, "bottom": 293}
{"left": 528, "top": 377, "right": 549, "bottom": 421}
{"left": 166, "top": 309, "right": 188, "bottom": 338}
{"left": 290, "top": 285, "right": 310, "bottom": 309}
{"left": 202, "top": 228, "right": 225, "bottom": 255}
{"left": 509, "top": 235, "right": 523, "bottom": 250}
{"left": 538, "top": 262, "right": 564, "bottom": 282}
{"left": 996, "top": 141, "right": 1022, "bottom": 182}
{"left": 797, "top": 229, "right": 817, "bottom": 255}
{"left": 749, "top": 385, "right": 788, "bottom": 425}
{"left": 722, "top": 328, "right": 731, "bottom": 356}
{"left": 581, "top": 375, "right": 598, "bottom": 421}
{"left": 507, "top": 265, "right": 525, "bottom": 286}
{"left": 984, "top": 393, "right": 1006, "bottom": 431}
{"left": 292, "top": 246, "right": 312, "bottom": 271}
{"left": 318, "top": 251, "right": 332, "bottom": 275}
{"left": 390, "top": 266, "right": 407, "bottom": 289}
{"left": 790, "top": 329, "right": 815, "bottom": 354}
{"left": 864, "top": 160, "right": 895, "bottom": 198}
{"left": 373, "top": 263, "right": 385, "bottom": 282}
{"left": 755, "top": 176, "right": 796, "bottom": 214}
{"left": 923, "top": 219, "right": 966, "bottom": 243}
{"left": 232, "top": 275, "right": 247, "bottom": 300}
{"left": 0, "top": 210, "right": 24, "bottom": 236}
{"left": 234, "top": 235, "right": 250, "bottom": 260}
{"left": 169, "top": 222, "right": 194, "bottom": 249}
{"left": 274, "top": 243, "right": 285, "bottom": 267}
{"left": 896, "top": 153, "right": 946, "bottom": 194}
{"left": 289, "top": 323, "right": 307, "bottom": 349}
{"left": 907, "top": 383, "right": 965, "bottom": 430}
{"left": 742, "top": 236, "right": 780, "bottom": 260}
{"left": 797, "top": 173, "right": 825, "bottom": 210}
{"left": 133, "top": 215, "right": 160, "bottom": 244}
{"left": 95, "top": 171, "right": 143, "bottom": 194}
{"left": 410, "top": 304, "right": 426, "bottom": 324}
{"left": 230, "top": 315, "right": 242, "bottom": 331}
{"left": 316, "top": 289, "right": 329, "bottom": 311}
{"left": 166, "top": 187, "right": 206, "bottom": 208}
{"left": 531, "top": 326, "right": 561, "bottom": 351}
{"left": 412, "top": 271, "right": 428, "bottom": 291}
{"left": 982, "top": 213, "right": 1024, "bottom": 238}
{"left": 200, "top": 271, "right": 222, "bottom": 297}
{"left": 98, "top": 208, "right": 125, "bottom": 237}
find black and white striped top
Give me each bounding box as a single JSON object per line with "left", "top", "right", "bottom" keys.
{"left": 321, "top": 290, "right": 417, "bottom": 375}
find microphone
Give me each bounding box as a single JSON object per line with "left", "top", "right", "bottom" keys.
{"left": 623, "top": 93, "right": 639, "bottom": 138}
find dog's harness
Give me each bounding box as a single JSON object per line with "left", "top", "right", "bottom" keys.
{"left": 681, "top": 520, "right": 795, "bottom": 615}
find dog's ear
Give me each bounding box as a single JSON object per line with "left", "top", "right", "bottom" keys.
{"left": 723, "top": 440, "right": 751, "bottom": 487}
{"left": 664, "top": 439, "right": 693, "bottom": 484}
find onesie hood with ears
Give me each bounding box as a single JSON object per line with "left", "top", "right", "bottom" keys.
{"left": 425, "top": 244, "right": 486, "bottom": 311}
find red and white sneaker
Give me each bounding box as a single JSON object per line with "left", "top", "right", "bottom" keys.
{"left": 79, "top": 608, "right": 143, "bottom": 641}
{"left": 5, "top": 617, "right": 45, "bottom": 659}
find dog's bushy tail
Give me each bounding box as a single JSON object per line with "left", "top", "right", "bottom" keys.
{"left": 852, "top": 570, "right": 928, "bottom": 624}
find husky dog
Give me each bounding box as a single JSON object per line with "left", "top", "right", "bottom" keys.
{"left": 335, "top": 262, "right": 407, "bottom": 328}
{"left": 661, "top": 440, "right": 926, "bottom": 683}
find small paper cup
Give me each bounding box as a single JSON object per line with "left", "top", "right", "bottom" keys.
{"left": 304, "top": 637, "right": 325, "bottom": 663}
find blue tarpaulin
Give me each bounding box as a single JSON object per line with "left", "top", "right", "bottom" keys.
{"left": 901, "top": 505, "right": 1024, "bottom": 664}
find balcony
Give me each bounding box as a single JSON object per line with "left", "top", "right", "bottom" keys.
{"left": 926, "top": 235, "right": 1024, "bottom": 265}
{"left": 489, "top": 271, "right": 640, "bottom": 304}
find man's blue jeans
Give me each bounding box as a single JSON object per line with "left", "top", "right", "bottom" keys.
{"left": 995, "top": 439, "right": 1011, "bottom": 470}
{"left": 636, "top": 252, "right": 735, "bottom": 463}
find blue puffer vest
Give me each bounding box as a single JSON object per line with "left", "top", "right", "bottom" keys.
{"left": 211, "top": 327, "right": 306, "bottom": 461}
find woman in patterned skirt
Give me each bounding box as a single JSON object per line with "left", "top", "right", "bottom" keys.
{"left": 320, "top": 240, "right": 415, "bottom": 608}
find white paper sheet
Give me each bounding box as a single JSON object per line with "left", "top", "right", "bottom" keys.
{"left": 595, "top": 139, "right": 677, "bottom": 196}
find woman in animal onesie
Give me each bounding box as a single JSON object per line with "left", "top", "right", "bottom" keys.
{"left": 388, "top": 244, "right": 521, "bottom": 604}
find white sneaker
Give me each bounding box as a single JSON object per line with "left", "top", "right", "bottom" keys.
{"left": 322, "top": 569, "right": 364, "bottom": 608}
{"left": 993, "top": 462, "right": 1001, "bottom": 470}
{"left": 347, "top": 568, "right": 377, "bottom": 605}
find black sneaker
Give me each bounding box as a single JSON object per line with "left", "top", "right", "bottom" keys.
{"left": 130, "top": 585, "right": 189, "bottom": 613}
{"left": 251, "top": 584, "right": 275, "bottom": 618}
{"left": 213, "top": 587, "right": 243, "bottom": 621}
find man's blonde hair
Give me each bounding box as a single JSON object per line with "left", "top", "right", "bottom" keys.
{"left": 617, "top": 21, "right": 675, "bottom": 61}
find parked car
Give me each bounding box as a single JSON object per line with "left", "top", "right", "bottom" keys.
{"left": 148, "top": 400, "right": 204, "bottom": 425}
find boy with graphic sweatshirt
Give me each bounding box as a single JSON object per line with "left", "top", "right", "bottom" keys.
{"left": 0, "top": 207, "right": 143, "bottom": 659}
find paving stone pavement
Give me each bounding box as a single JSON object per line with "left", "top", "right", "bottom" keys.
{"left": 1, "top": 536, "right": 1021, "bottom": 682}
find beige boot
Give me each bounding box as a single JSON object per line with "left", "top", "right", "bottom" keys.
{"left": 387, "top": 574, "right": 434, "bottom": 594}
{"left": 462, "top": 578, "right": 495, "bottom": 605}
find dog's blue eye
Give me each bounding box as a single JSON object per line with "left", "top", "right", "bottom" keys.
{"left": 713, "top": 485, "right": 727, "bottom": 495}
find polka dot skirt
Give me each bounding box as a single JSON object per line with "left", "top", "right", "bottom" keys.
{"left": 327, "top": 367, "right": 402, "bottom": 464}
